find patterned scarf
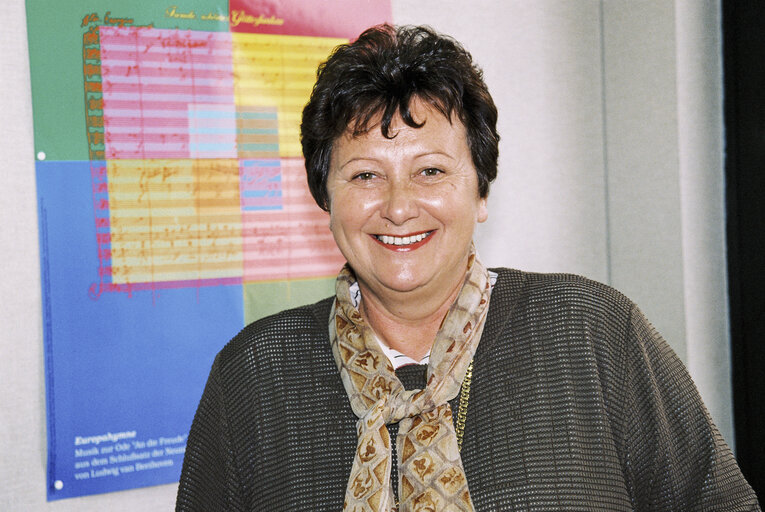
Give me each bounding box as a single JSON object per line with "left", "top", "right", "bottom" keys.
{"left": 329, "top": 250, "right": 491, "bottom": 512}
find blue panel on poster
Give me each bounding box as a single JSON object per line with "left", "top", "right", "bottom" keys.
{"left": 36, "top": 161, "right": 244, "bottom": 500}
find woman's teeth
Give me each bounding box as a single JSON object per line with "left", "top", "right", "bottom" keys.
{"left": 376, "top": 231, "right": 431, "bottom": 246}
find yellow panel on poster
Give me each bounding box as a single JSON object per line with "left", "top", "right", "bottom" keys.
{"left": 107, "top": 159, "right": 244, "bottom": 284}
{"left": 232, "top": 33, "right": 347, "bottom": 157}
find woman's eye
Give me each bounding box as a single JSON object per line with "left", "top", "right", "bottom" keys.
{"left": 421, "top": 167, "right": 443, "bottom": 177}
{"left": 352, "top": 172, "right": 376, "bottom": 181}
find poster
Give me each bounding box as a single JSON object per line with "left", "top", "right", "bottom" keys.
{"left": 26, "top": 0, "right": 391, "bottom": 500}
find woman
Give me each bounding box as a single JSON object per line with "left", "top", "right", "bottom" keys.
{"left": 176, "top": 25, "right": 759, "bottom": 511}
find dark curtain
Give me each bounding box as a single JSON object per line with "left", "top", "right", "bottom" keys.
{"left": 723, "top": 0, "right": 765, "bottom": 500}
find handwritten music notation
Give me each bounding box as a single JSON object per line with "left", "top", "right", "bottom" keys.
{"left": 239, "top": 159, "right": 344, "bottom": 281}
{"left": 104, "top": 159, "right": 243, "bottom": 284}
{"left": 83, "top": 27, "right": 105, "bottom": 160}
{"left": 88, "top": 26, "right": 346, "bottom": 292}
{"left": 97, "top": 158, "right": 343, "bottom": 287}
{"left": 98, "top": 26, "right": 346, "bottom": 160}
{"left": 240, "top": 159, "right": 282, "bottom": 211}
{"left": 99, "top": 26, "right": 235, "bottom": 160}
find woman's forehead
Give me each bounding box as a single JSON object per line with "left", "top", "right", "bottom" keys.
{"left": 332, "top": 105, "right": 470, "bottom": 168}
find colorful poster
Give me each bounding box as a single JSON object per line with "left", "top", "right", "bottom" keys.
{"left": 26, "top": 0, "right": 391, "bottom": 500}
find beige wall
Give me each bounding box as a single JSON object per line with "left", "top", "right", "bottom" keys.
{"left": 0, "top": 0, "right": 730, "bottom": 509}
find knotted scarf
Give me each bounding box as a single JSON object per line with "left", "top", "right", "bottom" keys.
{"left": 329, "top": 250, "right": 491, "bottom": 511}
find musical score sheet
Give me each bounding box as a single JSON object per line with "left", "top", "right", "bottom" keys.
{"left": 27, "top": 0, "right": 391, "bottom": 500}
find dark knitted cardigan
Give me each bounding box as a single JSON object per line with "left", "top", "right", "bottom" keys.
{"left": 176, "top": 268, "right": 760, "bottom": 511}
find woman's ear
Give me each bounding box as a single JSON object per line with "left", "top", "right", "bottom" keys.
{"left": 477, "top": 196, "right": 488, "bottom": 223}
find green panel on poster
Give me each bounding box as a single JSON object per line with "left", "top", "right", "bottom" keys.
{"left": 244, "top": 276, "right": 338, "bottom": 325}
{"left": 25, "top": 0, "right": 228, "bottom": 161}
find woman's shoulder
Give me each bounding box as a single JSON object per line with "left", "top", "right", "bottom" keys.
{"left": 214, "top": 295, "right": 335, "bottom": 371}
{"left": 489, "top": 267, "right": 635, "bottom": 319}
{"left": 485, "top": 268, "right": 648, "bottom": 383}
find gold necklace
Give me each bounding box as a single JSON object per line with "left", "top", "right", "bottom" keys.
{"left": 455, "top": 360, "right": 473, "bottom": 451}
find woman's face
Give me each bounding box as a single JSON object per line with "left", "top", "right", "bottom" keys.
{"left": 326, "top": 100, "right": 488, "bottom": 303}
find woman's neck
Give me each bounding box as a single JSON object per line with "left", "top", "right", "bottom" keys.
{"left": 357, "top": 277, "right": 464, "bottom": 361}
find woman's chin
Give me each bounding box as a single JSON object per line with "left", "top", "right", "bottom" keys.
{"left": 357, "top": 269, "right": 427, "bottom": 297}
{"left": 364, "top": 268, "right": 457, "bottom": 301}
{"left": 353, "top": 256, "right": 469, "bottom": 302}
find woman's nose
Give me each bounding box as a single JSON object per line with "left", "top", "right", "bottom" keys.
{"left": 381, "top": 181, "right": 418, "bottom": 225}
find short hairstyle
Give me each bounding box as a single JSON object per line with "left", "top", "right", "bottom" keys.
{"left": 300, "top": 24, "right": 499, "bottom": 211}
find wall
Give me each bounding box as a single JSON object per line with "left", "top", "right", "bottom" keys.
{"left": 0, "top": 0, "right": 731, "bottom": 509}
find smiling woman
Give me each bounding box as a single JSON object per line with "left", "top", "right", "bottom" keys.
{"left": 326, "top": 101, "right": 488, "bottom": 360}
{"left": 176, "top": 24, "right": 760, "bottom": 512}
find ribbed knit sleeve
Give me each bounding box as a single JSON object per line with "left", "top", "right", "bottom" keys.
{"left": 175, "top": 355, "right": 247, "bottom": 512}
{"left": 616, "top": 304, "right": 759, "bottom": 511}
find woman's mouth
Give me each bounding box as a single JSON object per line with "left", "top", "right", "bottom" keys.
{"left": 373, "top": 231, "right": 434, "bottom": 249}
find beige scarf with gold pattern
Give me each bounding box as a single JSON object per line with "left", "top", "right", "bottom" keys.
{"left": 329, "top": 250, "right": 490, "bottom": 511}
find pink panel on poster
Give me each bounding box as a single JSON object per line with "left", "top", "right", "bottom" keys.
{"left": 229, "top": 0, "right": 392, "bottom": 38}
{"left": 241, "top": 158, "right": 343, "bottom": 281}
